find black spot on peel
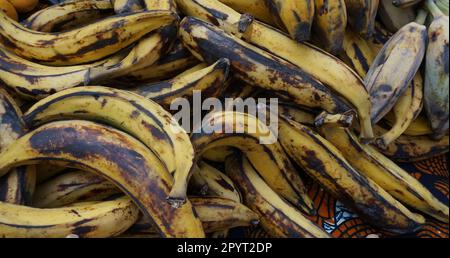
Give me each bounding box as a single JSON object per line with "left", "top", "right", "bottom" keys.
{"left": 0, "top": 95, "right": 25, "bottom": 135}
{"left": 379, "top": 84, "right": 392, "bottom": 92}
{"left": 72, "top": 226, "right": 96, "bottom": 237}
{"left": 443, "top": 42, "right": 449, "bottom": 75}
{"left": 130, "top": 110, "right": 140, "bottom": 119}
{"left": 141, "top": 120, "right": 167, "bottom": 141}
{"left": 72, "top": 218, "right": 94, "bottom": 227}
{"left": 352, "top": 44, "right": 370, "bottom": 73}
{"left": 293, "top": 22, "right": 311, "bottom": 42}
{"left": 215, "top": 178, "right": 236, "bottom": 192}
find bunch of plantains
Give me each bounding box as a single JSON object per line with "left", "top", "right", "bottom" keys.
{"left": 0, "top": 0, "right": 448, "bottom": 238}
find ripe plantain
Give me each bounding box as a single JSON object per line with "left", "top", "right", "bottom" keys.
{"left": 225, "top": 154, "right": 331, "bottom": 238}
{"left": 0, "top": 120, "right": 205, "bottom": 237}
{"left": 345, "top": 0, "right": 380, "bottom": 37}
{"left": 318, "top": 118, "right": 449, "bottom": 223}
{"left": 366, "top": 15, "right": 427, "bottom": 124}
{"left": 33, "top": 170, "right": 120, "bottom": 208}
{"left": 0, "top": 196, "right": 139, "bottom": 238}
{"left": 179, "top": 17, "right": 351, "bottom": 116}
{"left": 424, "top": 0, "right": 449, "bottom": 139}
{"left": 22, "top": 0, "right": 114, "bottom": 32}
{"left": 114, "top": 0, "right": 144, "bottom": 13}
{"left": 279, "top": 117, "right": 425, "bottom": 233}
{"left": 312, "top": 0, "right": 347, "bottom": 54}
{"left": 265, "top": 0, "right": 315, "bottom": 42}
{"left": 384, "top": 113, "right": 433, "bottom": 136}
{"left": 0, "top": 88, "right": 36, "bottom": 205}
{"left": 190, "top": 111, "right": 314, "bottom": 215}
{"left": 372, "top": 125, "right": 449, "bottom": 162}
{"left": 340, "top": 30, "right": 376, "bottom": 78}
{"left": 176, "top": 0, "right": 374, "bottom": 140}
{"left": 0, "top": 10, "right": 178, "bottom": 66}
{"left": 22, "top": 86, "right": 195, "bottom": 208}
{"left": 217, "top": 0, "right": 274, "bottom": 24}
{"left": 201, "top": 147, "right": 235, "bottom": 163}
{"left": 133, "top": 58, "right": 230, "bottom": 108}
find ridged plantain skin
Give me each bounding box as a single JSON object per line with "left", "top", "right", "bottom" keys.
{"left": 319, "top": 122, "right": 449, "bottom": 223}
{"left": 345, "top": 0, "right": 380, "bottom": 37}
{"left": 133, "top": 58, "right": 230, "bottom": 108}
{"left": 129, "top": 196, "right": 259, "bottom": 234}
{"left": 312, "top": 0, "right": 347, "bottom": 54}
{"left": 265, "top": 0, "right": 315, "bottom": 42}
{"left": 0, "top": 10, "right": 178, "bottom": 66}
{"left": 0, "top": 88, "right": 36, "bottom": 205}
{"left": 423, "top": 6, "right": 449, "bottom": 140}
{"left": 33, "top": 170, "right": 120, "bottom": 208}
{"left": 0, "top": 120, "right": 205, "bottom": 237}
{"left": 366, "top": 22, "right": 426, "bottom": 124}
{"left": 125, "top": 40, "right": 200, "bottom": 82}
{"left": 179, "top": 16, "right": 351, "bottom": 115}
{"left": 0, "top": 196, "right": 139, "bottom": 238}
{"left": 22, "top": 86, "right": 195, "bottom": 207}
{"left": 176, "top": 0, "right": 374, "bottom": 140}
{"left": 190, "top": 111, "right": 314, "bottom": 215}
{"left": 373, "top": 125, "right": 449, "bottom": 162}
{"left": 279, "top": 118, "right": 425, "bottom": 233}
{"left": 23, "top": 0, "right": 114, "bottom": 32}
{"left": 225, "top": 154, "right": 331, "bottom": 238}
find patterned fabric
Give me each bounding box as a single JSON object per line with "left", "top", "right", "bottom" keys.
{"left": 245, "top": 154, "right": 449, "bottom": 238}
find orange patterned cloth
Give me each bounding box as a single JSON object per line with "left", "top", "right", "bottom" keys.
{"left": 246, "top": 154, "right": 449, "bottom": 238}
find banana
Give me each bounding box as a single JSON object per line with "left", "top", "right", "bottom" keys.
{"left": 0, "top": 196, "right": 139, "bottom": 238}
{"left": 133, "top": 58, "right": 230, "bottom": 108}
{"left": 378, "top": 0, "right": 416, "bottom": 33}
{"left": 392, "top": 0, "right": 422, "bottom": 8}
{"left": 222, "top": 80, "right": 256, "bottom": 100}
{"left": 217, "top": 0, "right": 274, "bottom": 25}
{"left": 318, "top": 119, "right": 449, "bottom": 223}
{"left": 278, "top": 117, "right": 425, "bottom": 233}
{"left": 124, "top": 40, "right": 200, "bottom": 82}
{"left": 0, "top": 88, "right": 36, "bottom": 205}
{"left": 190, "top": 111, "right": 315, "bottom": 214}
{"left": 33, "top": 170, "right": 120, "bottom": 208}
{"left": 265, "top": 0, "right": 315, "bottom": 42}
{"left": 190, "top": 161, "right": 241, "bottom": 203}
{"left": 179, "top": 17, "right": 351, "bottom": 115}
{"left": 22, "top": 86, "right": 195, "bottom": 208}
{"left": 366, "top": 17, "right": 427, "bottom": 124}
{"left": 424, "top": 0, "right": 449, "bottom": 139}
{"left": 373, "top": 125, "right": 449, "bottom": 162}
{"left": 0, "top": 10, "right": 177, "bottom": 66}
{"left": 225, "top": 154, "right": 330, "bottom": 238}
{"left": 384, "top": 113, "right": 433, "bottom": 136}
{"left": 0, "top": 120, "right": 205, "bottom": 237}
{"left": 114, "top": 0, "right": 144, "bottom": 13}
{"left": 22, "top": 0, "right": 114, "bottom": 32}
{"left": 201, "top": 146, "right": 234, "bottom": 163}
{"left": 142, "top": 0, "right": 177, "bottom": 12}
{"left": 434, "top": 0, "right": 449, "bottom": 16}
{"left": 128, "top": 196, "right": 259, "bottom": 234}
{"left": 312, "top": 0, "right": 347, "bottom": 54}
{"left": 345, "top": 0, "right": 379, "bottom": 37}
{"left": 35, "top": 161, "right": 68, "bottom": 184}
{"left": 279, "top": 104, "right": 316, "bottom": 126}
{"left": 340, "top": 30, "right": 376, "bottom": 78}
{"left": 176, "top": 0, "right": 374, "bottom": 140}
{"left": 376, "top": 73, "right": 424, "bottom": 148}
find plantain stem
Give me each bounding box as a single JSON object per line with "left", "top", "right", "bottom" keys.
{"left": 415, "top": 8, "right": 429, "bottom": 24}
{"left": 426, "top": 0, "right": 444, "bottom": 18}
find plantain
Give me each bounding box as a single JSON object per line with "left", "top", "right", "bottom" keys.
{"left": 133, "top": 58, "right": 230, "bottom": 108}
{"left": 190, "top": 111, "right": 315, "bottom": 215}
{"left": 384, "top": 113, "right": 434, "bottom": 136}
{"left": 345, "top": 0, "right": 379, "bottom": 37}
{"left": 22, "top": 0, "right": 114, "bottom": 32}
{"left": 365, "top": 14, "right": 427, "bottom": 124}
{"left": 179, "top": 16, "right": 351, "bottom": 115}
{"left": 392, "top": 0, "right": 422, "bottom": 8}
{"left": 279, "top": 117, "right": 425, "bottom": 233}
{"left": 378, "top": 0, "right": 416, "bottom": 33}
{"left": 0, "top": 120, "right": 205, "bottom": 237}
{"left": 318, "top": 118, "right": 449, "bottom": 223}
{"left": 217, "top": 0, "right": 275, "bottom": 24}
{"left": 0, "top": 196, "right": 139, "bottom": 238}
{"left": 22, "top": 86, "right": 195, "bottom": 208}
{"left": 0, "top": 10, "right": 177, "bottom": 66}
{"left": 225, "top": 154, "right": 331, "bottom": 238}
{"left": 265, "top": 0, "right": 315, "bottom": 42}
{"left": 33, "top": 170, "right": 120, "bottom": 208}
{"left": 340, "top": 30, "right": 376, "bottom": 78}
{"left": 424, "top": 0, "right": 449, "bottom": 139}
{"left": 114, "top": 0, "right": 144, "bottom": 13}
{"left": 176, "top": 0, "right": 374, "bottom": 140}
{"left": 312, "top": 0, "right": 347, "bottom": 54}
{"left": 201, "top": 147, "right": 235, "bottom": 163}
{"left": 0, "top": 88, "right": 36, "bottom": 205}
